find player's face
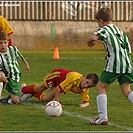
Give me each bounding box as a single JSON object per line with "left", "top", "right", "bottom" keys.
{"left": 81, "top": 77, "right": 95, "bottom": 88}
{"left": 0, "top": 40, "right": 8, "bottom": 53}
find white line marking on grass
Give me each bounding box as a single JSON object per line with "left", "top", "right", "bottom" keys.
{"left": 22, "top": 102, "right": 133, "bottom": 131}
{"left": 63, "top": 111, "right": 133, "bottom": 131}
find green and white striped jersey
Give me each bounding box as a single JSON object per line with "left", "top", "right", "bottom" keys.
{"left": 0, "top": 46, "right": 24, "bottom": 82}
{"left": 94, "top": 24, "right": 133, "bottom": 74}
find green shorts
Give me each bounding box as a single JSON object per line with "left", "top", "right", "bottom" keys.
{"left": 100, "top": 70, "right": 133, "bottom": 85}
{"left": 4, "top": 78, "right": 20, "bottom": 96}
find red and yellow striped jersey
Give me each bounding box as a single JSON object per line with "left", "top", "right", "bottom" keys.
{"left": 43, "top": 68, "right": 90, "bottom": 102}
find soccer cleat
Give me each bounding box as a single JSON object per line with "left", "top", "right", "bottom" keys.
{"left": 90, "top": 116, "right": 108, "bottom": 125}
{"left": 20, "top": 83, "right": 27, "bottom": 97}
{"left": 2, "top": 95, "right": 11, "bottom": 103}
{"left": 20, "top": 93, "right": 32, "bottom": 102}
{"left": 20, "top": 83, "right": 32, "bottom": 102}
{"left": 7, "top": 99, "right": 13, "bottom": 104}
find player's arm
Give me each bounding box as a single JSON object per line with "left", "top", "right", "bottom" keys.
{"left": 55, "top": 73, "right": 74, "bottom": 101}
{"left": 79, "top": 90, "right": 90, "bottom": 108}
{"left": 87, "top": 34, "right": 100, "bottom": 47}
{"left": 79, "top": 102, "right": 89, "bottom": 108}
{"left": 22, "top": 58, "right": 30, "bottom": 72}
{"left": 0, "top": 71, "right": 8, "bottom": 83}
{"left": 55, "top": 86, "right": 61, "bottom": 102}
{"left": 13, "top": 46, "right": 30, "bottom": 72}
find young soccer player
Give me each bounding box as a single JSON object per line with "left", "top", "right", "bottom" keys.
{"left": 20, "top": 68, "right": 99, "bottom": 108}
{"left": 0, "top": 32, "right": 30, "bottom": 104}
{"left": 87, "top": 7, "right": 133, "bottom": 124}
{"left": 0, "top": 16, "right": 14, "bottom": 103}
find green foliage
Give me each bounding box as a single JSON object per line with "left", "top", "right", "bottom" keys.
{"left": 0, "top": 50, "right": 133, "bottom": 131}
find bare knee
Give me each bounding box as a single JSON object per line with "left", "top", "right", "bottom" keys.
{"left": 97, "top": 82, "right": 109, "bottom": 95}
{"left": 11, "top": 99, "right": 19, "bottom": 104}
{"left": 122, "top": 90, "right": 131, "bottom": 98}
{"left": 120, "top": 83, "right": 131, "bottom": 98}
{"left": 10, "top": 95, "right": 19, "bottom": 104}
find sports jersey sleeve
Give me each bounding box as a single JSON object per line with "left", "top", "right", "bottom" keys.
{"left": 94, "top": 28, "right": 107, "bottom": 41}
{"left": 12, "top": 46, "right": 24, "bottom": 60}
{"left": 79, "top": 89, "right": 90, "bottom": 102}
{"left": 124, "top": 34, "right": 131, "bottom": 54}
{"left": 0, "top": 16, "right": 13, "bottom": 35}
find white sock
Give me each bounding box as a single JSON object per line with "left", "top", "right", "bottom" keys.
{"left": 128, "top": 91, "right": 133, "bottom": 103}
{"left": 97, "top": 94, "right": 107, "bottom": 119}
{"left": 0, "top": 82, "right": 3, "bottom": 99}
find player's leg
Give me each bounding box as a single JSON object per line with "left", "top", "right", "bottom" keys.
{"left": 120, "top": 82, "right": 133, "bottom": 103}
{"left": 21, "top": 91, "right": 46, "bottom": 102}
{"left": 8, "top": 93, "right": 19, "bottom": 104}
{"left": 42, "top": 88, "right": 55, "bottom": 103}
{"left": 5, "top": 79, "right": 20, "bottom": 104}
{"left": 21, "top": 83, "right": 47, "bottom": 94}
{"left": 90, "top": 71, "right": 114, "bottom": 125}
{"left": 20, "top": 73, "right": 55, "bottom": 101}
{"left": 0, "top": 82, "right": 3, "bottom": 104}
{"left": 2, "top": 94, "right": 11, "bottom": 103}
{"left": 118, "top": 73, "right": 133, "bottom": 103}
{"left": 90, "top": 81, "right": 109, "bottom": 125}
{"left": 20, "top": 83, "right": 47, "bottom": 102}
{"left": 32, "top": 92, "right": 46, "bottom": 101}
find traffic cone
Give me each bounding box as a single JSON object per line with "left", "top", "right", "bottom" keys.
{"left": 53, "top": 47, "right": 60, "bottom": 59}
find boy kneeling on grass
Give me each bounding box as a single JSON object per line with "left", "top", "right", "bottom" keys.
{"left": 0, "top": 32, "right": 30, "bottom": 104}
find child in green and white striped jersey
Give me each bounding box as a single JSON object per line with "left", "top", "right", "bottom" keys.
{"left": 0, "top": 32, "right": 30, "bottom": 104}
{"left": 87, "top": 7, "right": 133, "bottom": 125}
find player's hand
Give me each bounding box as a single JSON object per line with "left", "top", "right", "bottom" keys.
{"left": 0, "top": 72, "right": 8, "bottom": 83}
{"left": 79, "top": 102, "right": 89, "bottom": 108}
{"left": 25, "top": 64, "right": 30, "bottom": 72}
{"left": 87, "top": 41, "right": 95, "bottom": 47}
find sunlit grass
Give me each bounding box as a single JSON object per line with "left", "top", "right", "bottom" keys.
{"left": 0, "top": 50, "right": 133, "bottom": 131}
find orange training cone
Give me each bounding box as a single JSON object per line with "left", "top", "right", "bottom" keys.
{"left": 53, "top": 47, "right": 60, "bottom": 59}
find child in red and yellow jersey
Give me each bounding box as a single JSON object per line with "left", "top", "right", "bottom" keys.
{"left": 20, "top": 68, "right": 98, "bottom": 108}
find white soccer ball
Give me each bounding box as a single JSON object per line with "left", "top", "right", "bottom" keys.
{"left": 45, "top": 101, "right": 62, "bottom": 117}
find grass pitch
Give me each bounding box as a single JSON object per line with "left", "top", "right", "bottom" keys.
{"left": 0, "top": 50, "right": 133, "bottom": 132}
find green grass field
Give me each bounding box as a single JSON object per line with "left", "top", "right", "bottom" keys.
{"left": 0, "top": 50, "right": 133, "bottom": 132}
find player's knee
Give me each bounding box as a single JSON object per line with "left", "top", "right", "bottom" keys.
{"left": 10, "top": 95, "right": 19, "bottom": 104}
{"left": 122, "top": 90, "right": 131, "bottom": 98}
{"left": 12, "top": 98, "right": 19, "bottom": 104}
{"left": 8, "top": 98, "right": 19, "bottom": 104}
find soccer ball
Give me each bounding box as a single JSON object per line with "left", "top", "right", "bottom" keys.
{"left": 45, "top": 101, "right": 62, "bottom": 117}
